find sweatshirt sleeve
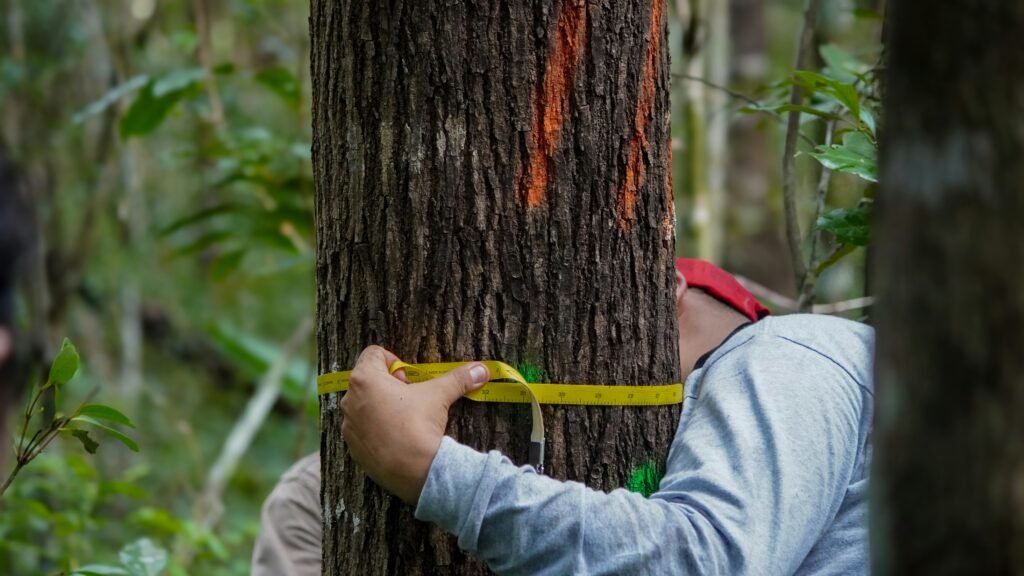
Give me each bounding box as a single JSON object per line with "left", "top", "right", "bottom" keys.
{"left": 414, "top": 336, "right": 866, "bottom": 575}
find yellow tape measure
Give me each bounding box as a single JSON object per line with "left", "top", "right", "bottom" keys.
{"left": 317, "top": 360, "right": 684, "bottom": 406}
{"left": 318, "top": 360, "right": 682, "bottom": 473}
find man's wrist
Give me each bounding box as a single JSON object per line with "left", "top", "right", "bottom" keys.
{"left": 396, "top": 433, "right": 445, "bottom": 504}
{"left": 415, "top": 437, "right": 497, "bottom": 548}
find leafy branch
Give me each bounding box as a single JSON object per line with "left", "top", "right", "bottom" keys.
{"left": 0, "top": 339, "right": 138, "bottom": 500}
{"left": 745, "top": 4, "right": 881, "bottom": 311}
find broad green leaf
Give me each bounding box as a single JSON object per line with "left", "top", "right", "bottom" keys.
{"left": 67, "top": 428, "right": 99, "bottom": 454}
{"left": 48, "top": 338, "right": 80, "bottom": 387}
{"left": 793, "top": 70, "right": 840, "bottom": 91}
{"left": 72, "top": 75, "right": 149, "bottom": 125}
{"left": 816, "top": 206, "right": 873, "bottom": 247}
{"left": 831, "top": 82, "right": 861, "bottom": 122}
{"left": 152, "top": 68, "right": 206, "bottom": 98}
{"left": 255, "top": 67, "right": 300, "bottom": 108}
{"left": 170, "top": 230, "right": 235, "bottom": 257}
{"left": 120, "top": 70, "right": 205, "bottom": 138}
{"left": 73, "top": 566, "right": 130, "bottom": 576}
{"left": 793, "top": 68, "right": 862, "bottom": 121}
{"left": 859, "top": 107, "right": 877, "bottom": 137}
{"left": 208, "top": 323, "right": 312, "bottom": 405}
{"left": 120, "top": 83, "right": 185, "bottom": 138}
{"left": 809, "top": 132, "right": 878, "bottom": 183}
{"left": 772, "top": 104, "right": 843, "bottom": 121}
{"left": 73, "top": 416, "right": 140, "bottom": 452}
{"left": 118, "top": 538, "right": 168, "bottom": 576}
{"left": 160, "top": 203, "right": 244, "bottom": 236}
{"left": 78, "top": 404, "right": 136, "bottom": 429}
{"left": 819, "top": 44, "right": 870, "bottom": 85}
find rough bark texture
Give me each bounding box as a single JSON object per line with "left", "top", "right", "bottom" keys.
{"left": 872, "top": 2, "right": 1024, "bottom": 574}
{"left": 312, "top": 1, "right": 679, "bottom": 574}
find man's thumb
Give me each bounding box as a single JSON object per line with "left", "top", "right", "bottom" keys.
{"left": 431, "top": 363, "right": 490, "bottom": 405}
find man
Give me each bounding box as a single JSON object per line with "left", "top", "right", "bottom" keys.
{"left": 255, "top": 259, "right": 873, "bottom": 574}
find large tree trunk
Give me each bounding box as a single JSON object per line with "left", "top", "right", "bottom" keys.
{"left": 872, "top": 1, "right": 1024, "bottom": 573}
{"left": 312, "top": 1, "right": 680, "bottom": 574}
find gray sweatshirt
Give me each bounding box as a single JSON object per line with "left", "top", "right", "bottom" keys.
{"left": 415, "top": 315, "right": 874, "bottom": 575}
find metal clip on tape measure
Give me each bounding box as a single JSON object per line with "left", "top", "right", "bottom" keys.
{"left": 317, "top": 361, "right": 684, "bottom": 473}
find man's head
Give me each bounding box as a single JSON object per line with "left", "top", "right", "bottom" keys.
{"left": 673, "top": 258, "right": 769, "bottom": 379}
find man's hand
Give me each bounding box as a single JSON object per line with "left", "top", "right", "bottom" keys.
{"left": 339, "top": 346, "right": 490, "bottom": 504}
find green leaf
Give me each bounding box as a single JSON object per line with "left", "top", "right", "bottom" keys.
{"left": 118, "top": 538, "right": 168, "bottom": 576}
{"left": 817, "top": 206, "right": 873, "bottom": 247}
{"left": 120, "top": 69, "right": 205, "bottom": 139}
{"left": 120, "top": 84, "right": 184, "bottom": 138}
{"left": 159, "top": 203, "right": 243, "bottom": 236}
{"left": 809, "top": 131, "right": 878, "bottom": 183}
{"left": 859, "top": 107, "right": 877, "bottom": 137}
{"left": 170, "top": 230, "right": 235, "bottom": 257}
{"left": 73, "top": 566, "right": 131, "bottom": 576}
{"left": 208, "top": 323, "right": 312, "bottom": 405}
{"left": 48, "top": 338, "right": 80, "bottom": 387}
{"left": 68, "top": 428, "right": 99, "bottom": 454}
{"left": 793, "top": 68, "right": 862, "bottom": 121}
{"left": 793, "top": 70, "right": 839, "bottom": 91}
{"left": 255, "top": 67, "right": 300, "bottom": 108}
{"left": 73, "top": 416, "right": 140, "bottom": 452}
{"left": 72, "top": 75, "right": 149, "bottom": 125}
{"left": 78, "top": 404, "right": 136, "bottom": 429}
{"left": 772, "top": 104, "right": 844, "bottom": 123}
{"left": 152, "top": 68, "right": 207, "bottom": 98}
{"left": 831, "top": 82, "right": 861, "bottom": 122}
{"left": 819, "top": 44, "right": 870, "bottom": 85}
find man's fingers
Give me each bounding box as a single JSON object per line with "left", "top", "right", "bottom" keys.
{"left": 351, "top": 345, "right": 404, "bottom": 388}
{"left": 355, "top": 345, "right": 401, "bottom": 372}
{"left": 427, "top": 363, "right": 490, "bottom": 406}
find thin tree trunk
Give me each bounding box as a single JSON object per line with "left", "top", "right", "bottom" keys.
{"left": 312, "top": 1, "right": 680, "bottom": 573}
{"left": 872, "top": 1, "right": 1024, "bottom": 573}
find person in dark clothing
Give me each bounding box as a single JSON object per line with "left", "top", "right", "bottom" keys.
{"left": 0, "top": 153, "right": 29, "bottom": 476}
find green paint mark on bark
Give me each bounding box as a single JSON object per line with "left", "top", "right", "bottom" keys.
{"left": 626, "top": 460, "right": 662, "bottom": 498}
{"left": 516, "top": 363, "right": 544, "bottom": 384}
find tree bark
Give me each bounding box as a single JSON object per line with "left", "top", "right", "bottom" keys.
{"left": 872, "top": 2, "right": 1024, "bottom": 573}
{"left": 311, "top": 1, "right": 680, "bottom": 573}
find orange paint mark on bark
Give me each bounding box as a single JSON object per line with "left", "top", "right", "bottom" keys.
{"left": 520, "top": 0, "right": 587, "bottom": 207}
{"left": 616, "top": 0, "right": 665, "bottom": 231}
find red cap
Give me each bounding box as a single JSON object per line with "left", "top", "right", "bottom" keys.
{"left": 675, "top": 258, "right": 770, "bottom": 322}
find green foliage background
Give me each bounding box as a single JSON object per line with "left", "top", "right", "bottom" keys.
{"left": 0, "top": 0, "right": 882, "bottom": 574}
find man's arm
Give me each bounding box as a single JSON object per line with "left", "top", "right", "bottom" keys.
{"left": 414, "top": 336, "right": 866, "bottom": 575}
{"left": 252, "top": 453, "right": 322, "bottom": 576}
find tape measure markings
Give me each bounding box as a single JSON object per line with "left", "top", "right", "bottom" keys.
{"left": 317, "top": 361, "right": 684, "bottom": 407}
{"left": 319, "top": 360, "right": 683, "bottom": 473}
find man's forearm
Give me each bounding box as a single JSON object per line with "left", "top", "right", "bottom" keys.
{"left": 415, "top": 438, "right": 719, "bottom": 576}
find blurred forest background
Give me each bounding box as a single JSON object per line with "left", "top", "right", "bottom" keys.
{"left": 0, "top": 0, "right": 882, "bottom": 574}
